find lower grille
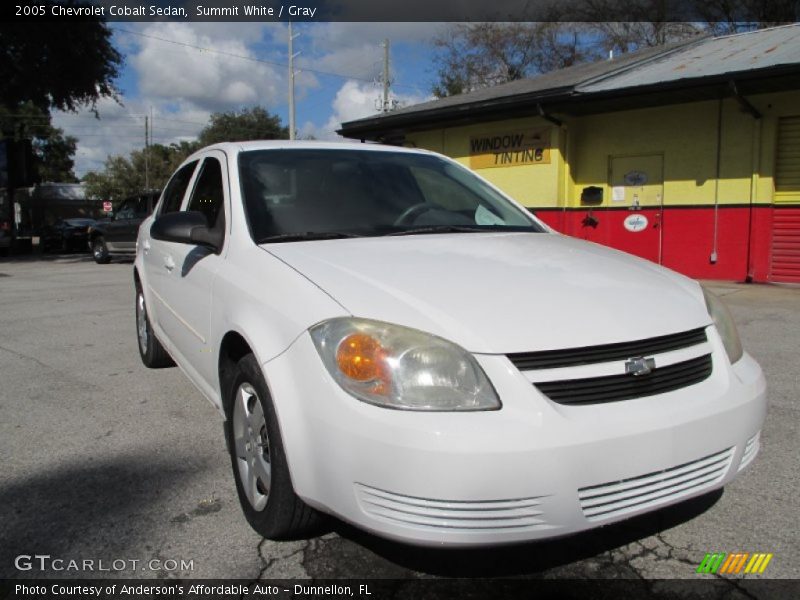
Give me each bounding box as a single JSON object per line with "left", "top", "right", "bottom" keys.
{"left": 578, "top": 447, "right": 734, "bottom": 521}
{"left": 355, "top": 484, "right": 550, "bottom": 532}
{"left": 536, "top": 354, "right": 712, "bottom": 405}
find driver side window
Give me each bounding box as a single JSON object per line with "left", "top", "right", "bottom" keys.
{"left": 160, "top": 161, "right": 198, "bottom": 215}
{"left": 186, "top": 157, "right": 225, "bottom": 230}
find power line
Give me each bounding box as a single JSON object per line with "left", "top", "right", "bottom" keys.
{"left": 113, "top": 26, "right": 377, "bottom": 83}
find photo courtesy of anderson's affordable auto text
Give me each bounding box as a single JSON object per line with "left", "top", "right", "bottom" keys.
{"left": 1, "top": 1, "right": 798, "bottom": 599}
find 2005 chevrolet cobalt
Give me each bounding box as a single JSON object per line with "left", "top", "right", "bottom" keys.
{"left": 134, "top": 142, "right": 766, "bottom": 546}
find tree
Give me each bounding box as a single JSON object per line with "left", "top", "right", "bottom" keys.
{"left": 0, "top": 103, "right": 79, "bottom": 182}
{"left": 431, "top": 22, "right": 599, "bottom": 98}
{"left": 198, "top": 107, "right": 288, "bottom": 146}
{"left": 83, "top": 142, "right": 197, "bottom": 202}
{"left": 0, "top": 1, "right": 121, "bottom": 184}
{"left": 689, "top": 0, "right": 797, "bottom": 35}
{"left": 577, "top": 0, "right": 703, "bottom": 53}
{"left": 0, "top": 1, "right": 121, "bottom": 113}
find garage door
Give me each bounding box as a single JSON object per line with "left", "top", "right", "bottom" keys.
{"left": 770, "top": 116, "right": 800, "bottom": 284}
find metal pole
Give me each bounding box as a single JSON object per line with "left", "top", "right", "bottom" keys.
{"left": 144, "top": 115, "right": 149, "bottom": 191}
{"left": 289, "top": 22, "right": 296, "bottom": 140}
{"left": 382, "top": 39, "right": 390, "bottom": 112}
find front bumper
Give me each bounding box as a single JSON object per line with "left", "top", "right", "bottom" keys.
{"left": 262, "top": 329, "right": 766, "bottom": 547}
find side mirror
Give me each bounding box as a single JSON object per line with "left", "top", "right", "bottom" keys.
{"left": 150, "top": 211, "right": 223, "bottom": 252}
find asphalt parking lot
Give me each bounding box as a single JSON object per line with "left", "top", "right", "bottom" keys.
{"left": 1, "top": 255, "right": 798, "bottom": 584}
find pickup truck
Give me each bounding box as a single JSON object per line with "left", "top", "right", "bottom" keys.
{"left": 89, "top": 191, "right": 159, "bottom": 263}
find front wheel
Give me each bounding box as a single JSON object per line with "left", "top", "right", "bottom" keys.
{"left": 92, "top": 236, "right": 111, "bottom": 264}
{"left": 226, "top": 354, "right": 324, "bottom": 540}
{"left": 135, "top": 284, "right": 174, "bottom": 368}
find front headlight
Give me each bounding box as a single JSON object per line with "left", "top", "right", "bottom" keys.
{"left": 702, "top": 287, "right": 743, "bottom": 364}
{"left": 310, "top": 318, "right": 500, "bottom": 411}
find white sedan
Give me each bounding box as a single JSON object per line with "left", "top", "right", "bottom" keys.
{"left": 134, "top": 141, "right": 766, "bottom": 546}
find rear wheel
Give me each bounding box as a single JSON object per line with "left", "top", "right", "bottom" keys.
{"left": 93, "top": 236, "right": 111, "bottom": 264}
{"left": 135, "top": 284, "right": 174, "bottom": 368}
{"left": 226, "top": 354, "right": 323, "bottom": 540}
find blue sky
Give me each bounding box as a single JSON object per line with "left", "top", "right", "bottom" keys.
{"left": 53, "top": 22, "right": 440, "bottom": 176}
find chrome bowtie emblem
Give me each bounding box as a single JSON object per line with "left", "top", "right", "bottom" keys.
{"left": 625, "top": 356, "right": 656, "bottom": 376}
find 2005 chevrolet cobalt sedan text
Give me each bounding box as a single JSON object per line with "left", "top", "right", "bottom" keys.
{"left": 134, "top": 142, "right": 766, "bottom": 546}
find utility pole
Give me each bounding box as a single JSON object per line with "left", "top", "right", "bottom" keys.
{"left": 288, "top": 22, "right": 300, "bottom": 140}
{"left": 382, "top": 38, "right": 390, "bottom": 112}
{"left": 144, "top": 115, "right": 149, "bottom": 191}
{"left": 149, "top": 107, "right": 155, "bottom": 190}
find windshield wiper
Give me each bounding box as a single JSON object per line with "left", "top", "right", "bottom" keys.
{"left": 387, "top": 225, "right": 489, "bottom": 237}
{"left": 256, "top": 231, "right": 363, "bottom": 244}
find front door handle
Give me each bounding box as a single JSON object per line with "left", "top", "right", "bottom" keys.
{"left": 142, "top": 240, "right": 151, "bottom": 254}
{"left": 164, "top": 255, "right": 175, "bottom": 272}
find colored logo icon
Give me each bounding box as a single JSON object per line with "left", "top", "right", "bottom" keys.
{"left": 696, "top": 552, "right": 773, "bottom": 575}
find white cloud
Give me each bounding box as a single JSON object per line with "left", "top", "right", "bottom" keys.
{"left": 297, "top": 23, "right": 442, "bottom": 86}
{"left": 58, "top": 22, "right": 442, "bottom": 177}
{"left": 58, "top": 22, "right": 289, "bottom": 177}
{"left": 130, "top": 22, "right": 286, "bottom": 112}
{"left": 302, "top": 80, "right": 431, "bottom": 141}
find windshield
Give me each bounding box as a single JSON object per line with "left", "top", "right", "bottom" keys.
{"left": 238, "top": 148, "right": 543, "bottom": 242}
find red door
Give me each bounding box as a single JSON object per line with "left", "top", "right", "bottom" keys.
{"left": 581, "top": 154, "right": 664, "bottom": 264}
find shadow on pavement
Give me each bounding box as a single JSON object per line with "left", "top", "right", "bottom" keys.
{"left": 318, "top": 489, "right": 723, "bottom": 578}
{"left": 0, "top": 252, "right": 95, "bottom": 265}
{"left": 0, "top": 449, "right": 204, "bottom": 578}
{"left": 0, "top": 253, "right": 135, "bottom": 266}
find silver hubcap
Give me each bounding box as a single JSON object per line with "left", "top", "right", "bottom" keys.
{"left": 136, "top": 292, "right": 148, "bottom": 353}
{"left": 233, "top": 383, "right": 271, "bottom": 511}
{"left": 94, "top": 241, "right": 103, "bottom": 258}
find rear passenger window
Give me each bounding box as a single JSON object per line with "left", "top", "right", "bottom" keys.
{"left": 160, "top": 161, "right": 197, "bottom": 215}
{"left": 187, "top": 158, "right": 225, "bottom": 229}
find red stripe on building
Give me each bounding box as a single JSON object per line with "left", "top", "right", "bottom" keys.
{"left": 533, "top": 206, "right": 781, "bottom": 282}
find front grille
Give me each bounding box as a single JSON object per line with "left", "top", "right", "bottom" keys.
{"left": 535, "top": 354, "right": 712, "bottom": 405}
{"left": 355, "top": 484, "right": 551, "bottom": 532}
{"left": 508, "top": 327, "right": 708, "bottom": 371}
{"left": 578, "top": 447, "right": 734, "bottom": 521}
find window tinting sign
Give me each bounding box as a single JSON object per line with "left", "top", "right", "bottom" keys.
{"left": 470, "top": 128, "right": 551, "bottom": 169}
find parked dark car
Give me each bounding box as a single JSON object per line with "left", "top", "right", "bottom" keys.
{"left": 41, "top": 218, "right": 96, "bottom": 253}
{"left": 89, "top": 192, "right": 159, "bottom": 264}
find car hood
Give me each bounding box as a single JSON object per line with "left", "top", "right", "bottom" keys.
{"left": 262, "top": 232, "right": 711, "bottom": 354}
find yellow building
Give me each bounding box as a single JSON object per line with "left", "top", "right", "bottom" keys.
{"left": 340, "top": 25, "right": 800, "bottom": 283}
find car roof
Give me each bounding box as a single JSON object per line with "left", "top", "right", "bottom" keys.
{"left": 185, "top": 140, "right": 438, "bottom": 163}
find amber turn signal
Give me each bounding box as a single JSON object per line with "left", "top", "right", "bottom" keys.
{"left": 336, "top": 333, "right": 386, "bottom": 382}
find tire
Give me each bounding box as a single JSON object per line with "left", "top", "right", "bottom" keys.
{"left": 135, "top": 283, "right": 175, "bottom": 368}
{"left": 225, "top": 354, "right": 324, "bottom": 540}
{"left": 92, "top": 236, "right": 111, "bottom": 264}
